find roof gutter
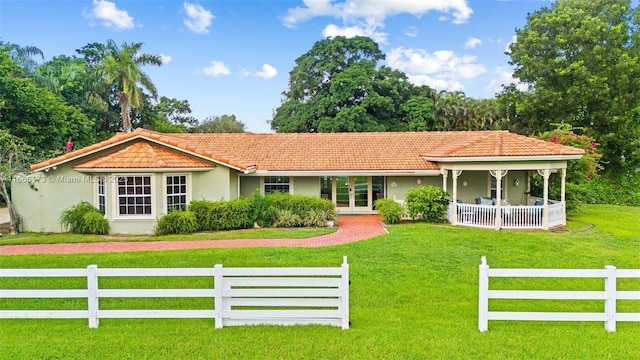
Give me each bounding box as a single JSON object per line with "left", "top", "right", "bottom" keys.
{"left": 422, "top": 154, "right": 584, "bottom": 162}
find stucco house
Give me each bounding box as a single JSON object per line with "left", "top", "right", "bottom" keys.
{"left": 13, "top": 128, "right": 583, "bottom": 234}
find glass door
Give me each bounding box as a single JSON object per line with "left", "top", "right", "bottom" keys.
{"left": 353, "top": 176, "right": 369, "bottom": 209}
{"left": 332, "top": 176, "right": 372, "bottom": 211}
{"left": 335, "top": 176, "right": 350, "bottom": 208}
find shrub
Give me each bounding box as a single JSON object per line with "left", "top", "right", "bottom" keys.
{"left": 247, "top": 191, "right": 276, "bottom": 228}
{"left": 212, "top": 198, "right": 252, "bottom": 230}
{"left": 187, "top": 200, "right": 215, "bottom": 231}
{"left": 305, "top": 208, "right": 338, "bottom": 227}
{"left": 155, "top": 211, "right": 198, "bottom": 235}
{"left": 273, "top": 209, "right": 303, "bottom": 228}
{"left": 405, "top": 185, "right": 450, "bottom": 222}
{"left": 187, "top": 199, "right": 253, "bottom": 231}
{"left": 82, "top": 212, "right": 110, "bottom": 235}
{"left": 374, "top": 198, "right": 404, "bottom": 224}
{"left": 60, "top": 201, "right": 108, "bottom": 234}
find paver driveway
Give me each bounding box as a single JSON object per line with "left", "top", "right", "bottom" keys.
{"left": 0, "top": 215, "right": 387, "bottom": 256}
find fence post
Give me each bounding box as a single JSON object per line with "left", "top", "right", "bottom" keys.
{"left": 341, "top": 256, "right": 350, "bottom": 330}
{"left": 604, "top": 265, "right": 617, "bottom": 332}
{"left": 87, "top": 265, "right": 99, "bottom": 329}
{"left": 478, "top": 256, "right": 489, "bottom": 332}
{"left": 213, "top": 264, "right": 223, "bottom": 329}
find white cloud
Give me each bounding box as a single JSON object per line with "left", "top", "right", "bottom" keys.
{"left": 86, "top": 0, "right": 134, "bottom": 30}
{"left": 159, "top": 54, "right": 172, "bottom": 64}
{"left": 202, "top": 61, "right": 230, "bottom": 77}
{"left": 322, "top": 23, "right": 387, "bottom": 44}
{"left": 183, "top": 2, "right": 214, "bottom": 34}
{"left": 283, "top": 0, "right": 473, "bottom": 27}
{"left": 483, "top": 67, "right": 528, "bottom": 95}
{"left": 387, "top": 47, "right": 486, "bottom": 91}
{"left": 404, "top": 26, "right": 418, "bottom": 38}
{"left": 282, "top": 0, "right": 472, "bottom": 45}
{"left": 253, "top": 64, "right": 278, "bottom": 79}
{"left": 465, "top": 37, "right": 482, "bottom": 49}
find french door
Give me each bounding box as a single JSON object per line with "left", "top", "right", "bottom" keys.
{"left": 335, "top": 176, "right": 371, "bottom": 212}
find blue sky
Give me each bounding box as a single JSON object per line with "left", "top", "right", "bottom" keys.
{"left": 1, "top": 0, "right": 552, "bottom": 132}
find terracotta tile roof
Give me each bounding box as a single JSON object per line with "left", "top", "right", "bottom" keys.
{"left": 422, "top": 131, "right": 585, "bottom": 158}
{"left": 31, "top": 129, "right": 584, "bottom": 173}
{"left": 73, "top": 141, "right": 215, "bottom": 169}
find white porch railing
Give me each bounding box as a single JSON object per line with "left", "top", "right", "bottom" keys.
{"left": 454, "top": 203, "right": 497, "bottom": 229}
{"left": 501, "top": 205, "right": 543, "bottom": 229}
{"left": 448, "top": 201, "right": 565, "bottom": 230}
{"left": 547, "top": 202, "right": 564, "bottom": 228}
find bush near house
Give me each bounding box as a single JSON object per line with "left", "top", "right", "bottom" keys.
{"left": 374, "top": 198, "right": 405, "bottom": 224}
{"left": 187, "top": 199, "right": 252, "bottom": 231}
{"left": 167, "top": 192, "right": 337, "bottom": 235}
{"left": 154, "top": 211, "right": 198, "bottom": 235}
{"left": 405, "top": 185, "right": 450, "bottom": 223}
{"left": 59, "top": 201, "right": 109, "bottom": 235}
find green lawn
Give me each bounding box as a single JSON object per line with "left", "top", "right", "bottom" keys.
{"left": 1, "top": 204, "right": 639, "bottom": 359}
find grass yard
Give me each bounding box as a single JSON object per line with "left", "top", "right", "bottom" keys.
{"left": 1, "top": 204, "right": 639, "bottom": 359}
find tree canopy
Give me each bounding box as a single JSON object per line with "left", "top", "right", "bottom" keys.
{"left": 191, "top": 114, "right": 246, "bottom": 133}
{"left": 271, "top": 36, "right": 435, "bottom": 133}
{"left": 82, "top": 40, "right": 163, "bottom": 133}
{"left": 504, "top": 0, "right": 640, "bottom": 174}
{"left": 0, "top": 50, "right": 95, "bottom": 151}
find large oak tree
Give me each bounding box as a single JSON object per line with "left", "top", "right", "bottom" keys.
{"left": 271, "top": 36, "right": 434, "bottom": 133}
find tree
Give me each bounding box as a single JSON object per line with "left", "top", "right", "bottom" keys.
{"left": 0, "top": 41, "right": 44, "bottom": 74}
{"left": 0, "top": 130, "right": 33, "bottom": 235}
{"left": 191, "top": 115, "right": 246, "bottom": 133}
{"left": 506, "top": 0, "right": 640, "bottom": 174}
{"left": 272, "top": 36, "right": 429, "bottom": 133}
{"left": 88, "top": 40, "right": 163, "bottom": 133}
{"left": 0, "top": 50, "right": 95, "bottom": 151}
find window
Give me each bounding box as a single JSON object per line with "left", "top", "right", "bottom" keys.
{"left": 117, "top": 176, "right": 152, "bottom": 216}
{"left": 264, "top": 176, "right": 290, "bottom": 194}
{"left": 490, "top": 175, "right": 504, "bottom": 199}
{"left": 320, "top": 176, "right": 332, "bottom": 200}
{"left": 97, "top": 176, "right": 106, "bottom": 214}
{"left": 166, "top": 175, "right": 187, "bottom": 212}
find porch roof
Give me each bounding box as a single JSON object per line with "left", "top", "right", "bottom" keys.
{"left": 31, "top": 129, "right": 585, "bottom": 173}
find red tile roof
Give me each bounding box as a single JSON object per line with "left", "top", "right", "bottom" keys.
{"left": 73, "top": 141, "right": 215, "bottom": 169}
{"left": 31, "top": 128, "right": 584, "bottom": 172}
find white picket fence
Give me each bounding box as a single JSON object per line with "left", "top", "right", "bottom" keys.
{"left": 0, "top": 257, "right": 349, "bottom": 329}
{"left": 478, "top": 256, "right": 640, "bottom": 332}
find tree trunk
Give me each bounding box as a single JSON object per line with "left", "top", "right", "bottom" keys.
{"left": 0, "top": 181, "right": 19, "bottom": 235}
{"left": 119, "top": 93, "right": 132, "bottom": 133}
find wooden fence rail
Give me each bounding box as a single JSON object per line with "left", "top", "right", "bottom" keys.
{"left": 0, "top": 257, "right": 349, "bottom": 330}
{"left": 478, "top": 256, "right": 640, "bottom": 332}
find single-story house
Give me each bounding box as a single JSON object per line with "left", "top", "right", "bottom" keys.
{"left": 13, "top": 128, "right": 584, "bottom": 234}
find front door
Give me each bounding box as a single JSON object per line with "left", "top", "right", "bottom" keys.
{"left": 334, "top": 176, "right": 371, "bottom": 212}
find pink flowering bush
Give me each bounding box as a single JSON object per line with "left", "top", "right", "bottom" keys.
{"left": 539, "top": 124, "right": 602, "bottom": 184}
{"left": 531, "top": 124, "right": 604, "bottom": 213}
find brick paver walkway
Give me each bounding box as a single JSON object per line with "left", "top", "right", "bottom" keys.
{"left": 0, "top": 215, "right": 387, "bottom": 256}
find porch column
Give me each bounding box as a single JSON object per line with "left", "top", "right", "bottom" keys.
{"left": 450, "top": 170, "right": 462, "bottom": 225}
{"left": 560, "top": 168, "right": 566, "bottom": 225}
{"left": 441, "top": 169, "right": 448, "bottom": 192}
{"left": 490, "top": 170, "right": 507, "bottom": 230}
{"left": 538, "top": 169, "right": 550, "bottom": 230}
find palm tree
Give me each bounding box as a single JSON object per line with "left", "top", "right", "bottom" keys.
{"left": 93, "top": 40, "right": 162, "bottom": 133}
{"left": 0, "top": 41, "right": 44, "bottom": 74}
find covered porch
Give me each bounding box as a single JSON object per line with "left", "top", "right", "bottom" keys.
{"left": 441, "top": 165, "right": 568, "bottom": 230}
